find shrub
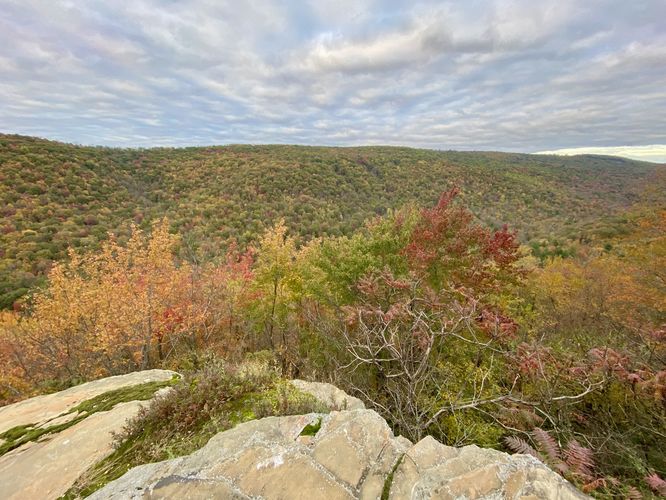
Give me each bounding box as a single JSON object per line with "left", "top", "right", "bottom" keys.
{"left": 62, "top": 354, "right": 327, "bottom": 498}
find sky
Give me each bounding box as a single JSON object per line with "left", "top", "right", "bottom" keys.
{"left": 1, "top": 0, "right": 665, "bottom": 161}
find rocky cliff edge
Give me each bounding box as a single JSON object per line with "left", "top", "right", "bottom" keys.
{"left": 0, "top": 371, "right": 587, "bottom": 499}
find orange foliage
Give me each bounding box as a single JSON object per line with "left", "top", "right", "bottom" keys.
{"left": 0, "top": 220, "right": 255, "bottom": 401}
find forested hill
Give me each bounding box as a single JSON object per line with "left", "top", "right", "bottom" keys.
{"left": 0, "top": 133, "right": 664, "bottom": 307}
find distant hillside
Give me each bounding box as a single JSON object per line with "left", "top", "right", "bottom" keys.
{"left": 0, "top": 133, "right": 664, "bottom": 308}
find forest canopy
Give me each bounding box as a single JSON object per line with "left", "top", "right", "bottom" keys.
{"left": 1, "top": 133, "right": 661, "bottom": 309}
{"left": 0, "top": 134, "right": 664, "bottom": 497}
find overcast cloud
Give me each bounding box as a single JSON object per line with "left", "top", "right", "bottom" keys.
{"left": 1, "top": 0, "right": 665, "bottom": 159}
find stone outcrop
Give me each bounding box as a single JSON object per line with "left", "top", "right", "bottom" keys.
{"left": 0, "top": 369, "right": 177, "bottom": 500}
{"left": 90, "top": 408, "right": 587, "bottom": 500}
{"left": 388, "top": 435, "right": 585, "bottom": 499}
{"left": 0, "top": 373, "right": 588, "bottom": 499}
{"left": 291, "top": 379, "right": 365, "bottom": 411}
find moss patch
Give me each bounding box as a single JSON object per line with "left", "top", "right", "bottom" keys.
{"left": 0, "top": 423, "right": 35, "bottom": 442}
{"left": 300, "top": 417, "right": 322, "bottom": 437}
{"left": 381, "top": 454, "right": 404, "bottom": 500}
{"left": 71, "top": 377, "right": 178, "bottom": 414}
{"left": 0, "top": 418, "right": 85, "bottom": 456}
{"left": 61, "top": 360, "right": 328, "bottom": 499}
{"left": 0, "top": 377, "right": 178, "bottom": 458}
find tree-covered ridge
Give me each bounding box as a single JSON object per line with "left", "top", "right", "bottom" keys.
{"left": 1, "top": 133, "right": 663, "bottom": 308}
{"left": 1, "top": 188, "right": 663, "bottom": 497}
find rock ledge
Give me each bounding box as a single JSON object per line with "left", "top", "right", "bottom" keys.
{"left": 0, "top": 369, "right": 177, "bottom": 500}
{"left": 91, "top": 405, "right": 587, "bottom": 499}
{"left": 0, "top": 374, "right": 588, "bottom": 499}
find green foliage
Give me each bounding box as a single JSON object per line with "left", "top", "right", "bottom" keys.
{"left": 250, "top": 220, "right": 300, "bottom": 353}
{"left": 61, "top": 355, "right": 328, "bottom": 499}
{"left": 1, "top": 134, "right": 662, "bottom": 308}
{"left": 299, "top": 206, "right": 416, "bottom": 306}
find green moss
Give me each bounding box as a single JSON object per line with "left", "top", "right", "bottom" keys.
{"left": 0, "top": 377, "right": 178, "bottom": 458}
{"left": 0, "top": 424, "right": 39, "bottom": 455}
{"left": 227, "top": 394, "right": 259, "bottom": 425}
{"left": 70, "top": 377, "right": 179, "bottom": 414}
{"left": 381, "top": 455, "right": 404, "bottom": 500}
{"left": 300, "top": 417, "right": 322, "bottom": 437}
{"left": 0, "top": 418, "right": 88, "bottom": 456}
{"left": 61, "top": 363, "right": 328, "bottom": 499}
{"left": 0, "top": 423, "right": 34, "bottom": 441}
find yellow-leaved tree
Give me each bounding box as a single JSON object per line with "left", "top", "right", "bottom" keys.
{"left": 250, "top": 220, "right": 303, "bottom": 373}
{"left": 0, "top": 220, "right": 193, "bottom": 390}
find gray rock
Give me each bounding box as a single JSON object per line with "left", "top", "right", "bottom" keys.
{"left": 291, "top": 379, "right": 365, "bottom": 411}
{"left": 0, "top": 369, "right": 178, "bottom": 500}
{"left": 91, "top": 408, "right": 587, "bottom": 500}
{"left": 390, "top": 438, "right": 587, "bottom": 500}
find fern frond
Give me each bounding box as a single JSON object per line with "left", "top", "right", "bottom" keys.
{"left": 553, "top": 461, "right": 570, "bottom": 475}
{"left": 496, "top": 407, "right": 543, "bottom": 430}
{"left": 531, "top": 427, "right": 561, "bottom": 462}
{"left": 519, "top": 410, "right": 543, "bottom": 428}
{"left": 564, "top": 439, "right": 595, "bottom": 478}
{"left": 645, "top": 473, "right": 666, "bottom": 495}
{"left": 503, "top": 435, "right": 538, "bottom": 458}
{"left": 582, "top": 477, "right": 605, "bottom": 493}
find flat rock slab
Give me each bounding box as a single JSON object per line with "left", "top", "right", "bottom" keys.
{"left": 0, "top": 369, "right": 178, "bottom": 500}
{"left": 0, "top": 369, "right": 177, "bottom": 434}
{"left": 89, "top": 409, "right": 588, "bottom": 500}
{"left": 0, "top": 401, "right": 144, "bottom": 500}
{"left": 291, "top": 379, "right": 365, "bottom": 411}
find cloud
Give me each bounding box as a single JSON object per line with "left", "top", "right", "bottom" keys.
{"left": 0, "top": 0, "right": 664, "bottom": 152}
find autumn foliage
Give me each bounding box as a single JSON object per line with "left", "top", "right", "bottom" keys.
{"left": 0, "top": 191, "right": 664, "bottom": 497}
{"left": 0, "top": 220, "right": 256, "bottom": 392}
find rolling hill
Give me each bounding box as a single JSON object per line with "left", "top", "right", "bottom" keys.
{"left": 1, "top": 133, "right": 664, "bottom": 308}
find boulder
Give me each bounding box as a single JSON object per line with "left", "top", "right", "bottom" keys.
{"left": 389, "top": 436, "right": 586, "bottom": 499}
{"left": 90, "top": 408, "right": 587, "bottom": 500}
{"left": 0, "top": 369, "right": 177, "bottom": 500}
{"left": 290, "top": 379, "right": 365, "bottom": 411}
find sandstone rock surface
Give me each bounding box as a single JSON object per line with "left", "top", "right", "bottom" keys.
{"left": 0, "top": 369, "right": 177, "bottom": 434}
{"left": 290, "top": 379, "right": 365, "bottom": 411}
{"left": 90, "top": 408, "right": 587, "bottom": 500}
{"left": 0, "top": 373, "right": 588, "bottom": 499}
{"left": 0, "top": 369, "right": 177, "bottom": 500}
{"left": 389, "top": 435, "right": 586, "bottom": 500}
